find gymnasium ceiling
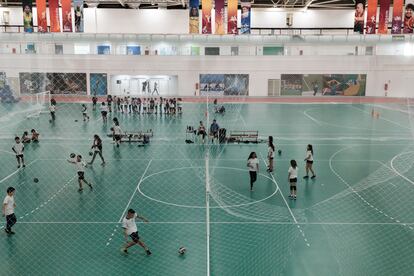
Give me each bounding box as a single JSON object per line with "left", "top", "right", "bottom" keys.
{"left": 0, "top": 0, "right": 357, "bottom": 9}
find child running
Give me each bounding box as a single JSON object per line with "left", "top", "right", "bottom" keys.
{"left": 2, "top": 187, "right": 16, "bottom": 235}
{"left": 82, "top": 104, "right": 90, "bottom": 122}
{"left": 288, "top": 160, "right": 298, "bottom": 200}
{"left": 247, "top": 152, "right": 259, "bottom": 191}
{"left": 303, "top": 144, "right": 316, "bottom": 179}
{"left": 121, "top": 209, "right": 152, "bottom": 255}
{"left": 267, "top": 136, "right": 275, "bottom": 173}
{"left": 67, "top": 155, "right": 93, "bottom": 192}
{"left": 12, "top": 137, "right": 25, "bottom": 168}
{"left": 89, "top": 134, "right": 105, "bottom": 165}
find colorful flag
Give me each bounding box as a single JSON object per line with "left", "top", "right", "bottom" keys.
{"left": 403, "top": 1, "right": 414, "bottom": 33}
{"left": 189, "top": 0, "right": 200, "bottom": 34}
{"left": 35, "top": 0, "right": 47, "bottom": 32}
{"left": 378, "top": 0, "right": 390, "bottom": 34}
{"left": 74, "top": 0, "right": 85, "bottom": 32}
{"left": 202, "top": 0, "right": 212, "bottom": 34}
{"left": 353, "top": 0, "right": 365, "bottom": 34}
{"left": 62, "top": 0, "right": 73, "bottom": 32}
{"left": 240, "top": 0, "right": 251, "bottom": 34}
{"left": 366, "top": 0, "right": 378, "bottom": 34}
{"left": 227, "top": 0, "right": 238, "bottom": 34}
{"left": 22, "top": 0, "right": 33, "bottom": 33}
{"left": 215, "top": 0, "right": 225, "bottom": 34}
{"left": 391, "top": 0, "right": 404, "bottom": 33}
{"left": 49, "top": 0, "right": 61, "bottom": 32}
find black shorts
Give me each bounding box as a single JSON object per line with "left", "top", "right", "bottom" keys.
{"left": 114, "top": 135, "right": 121, "bottom": 141}
{"left": 77, "top": 171, "right": 85, "bottom": 180}
{"left": 306, "top": 160, "right": 314, "bottom": 165}
{"left": 101, "top": 111, "right": 107, "bottom": 116}
{"left": 16, "top": 154, "right": 23, "bottom": 159}
{"left": 289, "top": 178, "right": 297, "bottom": 183}
{"left": 130, "top": 232, "right": 140, "bottom": 242}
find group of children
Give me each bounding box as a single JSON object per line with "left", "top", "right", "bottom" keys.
{"left": 95, "top": 95, "right": 183, "bottom": 117}
{"left": 247, "top": 140, "right": 316, "bottom": 200}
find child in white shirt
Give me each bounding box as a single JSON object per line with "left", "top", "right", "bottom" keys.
{"left": 12, "top": 137, "right": 25, "bottom": 168}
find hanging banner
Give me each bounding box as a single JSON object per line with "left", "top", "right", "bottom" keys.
{"left": 240, "top": 0, "right": 251, "bottom": 34}
{"left": 189, "top": 0, "right": 200, "bottom": 34}
{"left": 366, "top": 0, "right": 378, "bottom": 34}
{"left": 378, "top": 0, "right": 391, "bottom": 34}
{"left": 403, "top": 1, "right": 414, "bottom": 33}
{"left": 62, "top": 0, "right": 73, "bottom": 32}
{"left": 353, "top": 0, "right": 365, "bottom": 34}
{"left": 36, "top": 0, "right": 47, "bottom": 32}
{"left": 74, "top": 0, "right": 85, "bottom": 32}
{"left": 227, "top": 0, "right": 238, "bottom": 34}
{"left": 22, "top": 0, "right": 33, "bottom": 33}
{"left": 215, "top": 0, "right": 225, "bottom": 34}
{"left": 391, "top": 0, "right": 404, "bottom": 33}
{"left": 202, "top": 0, "right": 212, "bottom": 34}
{"left": 49, "top": 0, "right": 61, "bottom": 32}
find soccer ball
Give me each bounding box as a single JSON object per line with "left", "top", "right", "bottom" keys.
{"left": 178, "top": 246, "right": 186, "bottom": 255}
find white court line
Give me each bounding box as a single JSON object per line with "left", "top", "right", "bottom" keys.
{"left": 118, "top": 160, "right": 153, "bottom": 223}
{"left": 0, "top": 159, "right": 38, "bottom": 184}
{"left": 260, "top": 154, "right": 297, "bottom": 224}
{"left": 303, "top": 108, "right": 322, "bottom": 126}
{"left": 0, "top": 150, "right": 15, "bottom": 155}
{"left": 326, "top": 146, "right": 411, "bottom": 230}
{"left": 15, "top": 221, "right": 414, "bottom": 225}
{"left": 350, "top": 105, "right": 412, "bottom": 130}
{"left": 390, "top": 151, "right": 414, "bottom": 187}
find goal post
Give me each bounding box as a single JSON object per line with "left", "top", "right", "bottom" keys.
{"left": 26, "top": 91, "right": 51, "bottom": 118}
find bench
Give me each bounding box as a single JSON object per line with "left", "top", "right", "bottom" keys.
{"left": 108, "top": 130, "right": 153, "bottom": 144}
{"left": 228, "top": 131, "right": 259, "bottom": 143}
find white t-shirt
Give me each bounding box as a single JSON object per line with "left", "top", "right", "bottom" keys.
{"left": 49, "top": 105, "right": 56, "bottom": 112}
{"left": 3, "top": 195, "right": 15, "bottom": 216}
{"left": 113, "top": 125, "right": 122, "bottom": 135}
{"left": 305, "top": 150, "right": 314, "bottom": 162}
{"left": 100, "top": 105, "right": 109, "bottom": 112}
{"left": 247, "top": 158, "right": 259, "bottom": 172}
{"left": 288, "top": 166, "right": 298, "bottom": 179}
{"left": 13, "top": 142, "right": 24, "bottom": 155}
{"left": 75, "top": 161, "right": 86, "bottom": 172}
{"left": 122, "top": 213, "right": 138, "bottom": 235}
{"left": 268, "top": 146, "right": 275, "bottom": 159}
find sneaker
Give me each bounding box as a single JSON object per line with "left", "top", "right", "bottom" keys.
{"left": 293, "top": 196, "right": 297, "bottom": 200}
{"left": 22, "top": 164, "right": 26, "bottom": 168}
{"left": 101, "top": 162, "right": 106, "bottom": 166}
{"left": 303, "top": 176, "right": 309, "bottom": 179}
{"left": 17, "top": 165, "right": 20, "bottom": 169}
{"left": 146, "top": 249, "right": 152, "bottom": 256}
{"left": 78, "top": 188, "right": 83, "bottom": 192}
{"left": 88, "top": 184, "right": 93, "bottom": 190}
{"left": 121, "top": 247, "right": 128, "bottom": 254}
{"left": 9, "top": 231, "right": 15, "bottom": 235}
{"left": 4, "top": 229, "right": 10, "bottom": 234}
{"left": 311, "top": 175, "right": 316, "bottom": 179}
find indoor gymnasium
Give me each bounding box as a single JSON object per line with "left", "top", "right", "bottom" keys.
{"left": 0, "top": 0, "right": 413, "bottom": 275}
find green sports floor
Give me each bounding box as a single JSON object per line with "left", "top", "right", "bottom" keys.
{"left": 0, "top": 100, "right": 414, "bottom": 275}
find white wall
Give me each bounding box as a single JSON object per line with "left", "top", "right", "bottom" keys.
{"left": 1, "top": 54, "right": 413, "bottom": 98}
{"left": 1, "top": 7, "right": 360, "bottom": 34}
